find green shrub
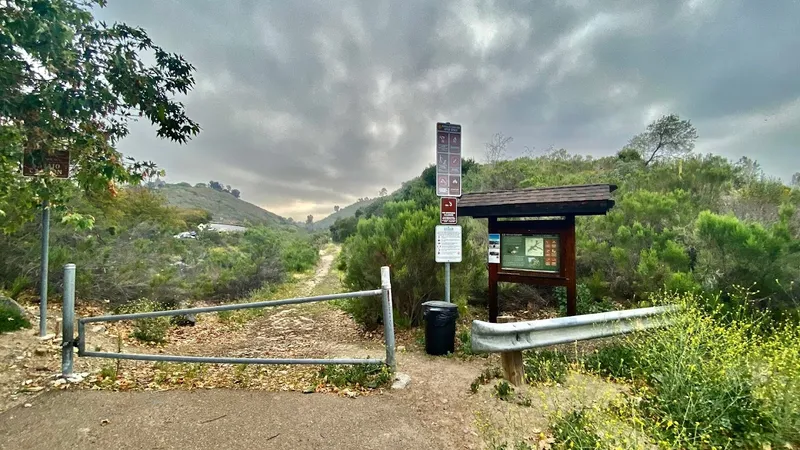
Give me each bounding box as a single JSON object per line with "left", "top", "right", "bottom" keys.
{"left": 494, "top": 380, "right": 514, "bottom": 401}
{"left": 470, "top": 366, "right": 502, "bottom": 393}
{"left": 629, "top": 303, "right": 773, "bottom": 448}
{"left": 550, "top": 410, "right": 600, "bottom": 450}
{"left": 339, "top": 201, "right": 484, "bottom": 327}
{"left": 524, "top": 350, "right": 570, "bottom": 384}
{"left": 583, "top": 343, "right": 640, "bottom": 380}
{"left": 0, "top": 302, "right": 30, "bottom": 333}
{"left": 281, "top": 237, "right": 319, "bottom": 272}
{"left": 319, "top": 364, "right": 392, "bottom": 389}
{"left": 8, "top": 275, "right": 30, "bottom": 298}
{"left": 194, "top": 242, "right": 284, "bottom": 299}
{"left": 663, "top": 271, "right": 701, "bottom": 294}
{"left": 125, "top": 298, "right": 171, "bottom": 343}
{"left": 578, "top": 292, "right": 800, "bottom": 448}
{"left": 329, "top": 216, "right": 358, "bottom": 243}
{"left": 554, "top": 284, "right": 611, "bottom": 315}
{"left": 695, "top": 209, "right": 800, "bottom": 312}
{"left": 456, "top": 329, "right": 474, "bottom": 356}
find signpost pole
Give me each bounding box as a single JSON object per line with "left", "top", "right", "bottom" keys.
{"left": 444, "top": 262, "right": 451, "bottom": 303}
{"left": 23, "top": 151, "right": 70, "bottom": 337}
{"left": 39, "top": 200, "right": 50, "bottom": 337}
{"left": 436, "top": 122, "right": 462, "bottom": 305}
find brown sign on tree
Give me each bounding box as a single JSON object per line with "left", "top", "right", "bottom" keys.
{"left": 23, "top": 150, "right": 70, "bottom": 178}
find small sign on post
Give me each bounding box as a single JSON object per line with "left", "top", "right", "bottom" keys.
{"left": 435, "top": 225, "right": 462, "bottom": 263}
{"left": 488, "top": 233, "right": 500, "bottom": 264}
{"left": 436, "top": 123, "right": 461, "bottom": 197}
{"left": 22, "top": 149, "right": 70, "bottom": 336}
{"left": 23, "top": 150, "right": 70, "bottom": 178}
{"left": 440, "top": 197, "right": 457, "bottom": 225}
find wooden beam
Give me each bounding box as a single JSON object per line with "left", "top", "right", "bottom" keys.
{"left": 458, "top": 200, "right": 614, "bottom": 219}
{"left": 497, "top": 273, "right": 567, "bottom": 286}
{"left": 488, "top": 217, "right": 499, "bottom": 323}
{"left": 498, "top": 315, "right": 524, "bottom": 386}
{"left": 492, "top": 219, "right": 571, "bottom": 234}
{"left": 564, "top": 216, "right": 577, "bottom": 316}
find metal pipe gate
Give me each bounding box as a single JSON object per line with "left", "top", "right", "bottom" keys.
{"left": 60, "top": 265, "right": 396, "bottom": 378}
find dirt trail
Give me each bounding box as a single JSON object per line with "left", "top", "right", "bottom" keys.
{"left": 0, "top": 245, "right": 616, "bottom": 449}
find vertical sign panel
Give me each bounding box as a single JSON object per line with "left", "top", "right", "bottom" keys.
{"left": 435, "top": 225, "right": 462, "bottom": 262}
{"left": 436, "top": 122, "right": 461, "bottom": 197}
{"left": 488, "top": 233, "right": 500, "bottom": 264}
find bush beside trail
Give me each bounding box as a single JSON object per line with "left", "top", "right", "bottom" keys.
{"left": 547, "top": 292, "right": 800, "bottom": 449}
{"left": 0, "top": 187, "right": 323, "bottom": 308}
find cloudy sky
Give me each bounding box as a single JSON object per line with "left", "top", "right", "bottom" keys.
{"left": 95, "top": 0, "right": 800, "bottom": 220}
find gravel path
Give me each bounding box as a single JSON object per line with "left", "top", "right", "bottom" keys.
{"left": 0, "top": 247, "right": 490, "bottom": 449}
{"left": 0, "top": 389, "right": 446, "bottom": 450}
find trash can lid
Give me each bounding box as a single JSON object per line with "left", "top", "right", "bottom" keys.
{"left": 422, "top": 300, "right": 458, "bottom": 310}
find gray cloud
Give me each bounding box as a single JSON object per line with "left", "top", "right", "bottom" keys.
{"left": 95, "top": 0, "right": 800, "bottom": 218}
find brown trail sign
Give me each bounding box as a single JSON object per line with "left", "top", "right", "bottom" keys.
{"left": 440, "top": 197, "right": 457, "bottom": 225}
{"left": 23, "top": 150, "right": 70, "bottom": 178}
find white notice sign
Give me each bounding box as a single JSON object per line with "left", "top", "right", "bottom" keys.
{"left": 435, "top": 225, "right": 462, "bottom": 263}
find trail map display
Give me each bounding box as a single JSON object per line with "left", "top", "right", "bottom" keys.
{"left": 500, "top": 234, "right": 560, "bottom": 272}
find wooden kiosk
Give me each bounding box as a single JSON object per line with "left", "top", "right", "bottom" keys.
{"left": 458, "top": 184, "right": 617, "bottom": 322}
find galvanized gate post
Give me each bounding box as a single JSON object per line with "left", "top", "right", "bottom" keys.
{"left": 381, "top": 266, "right": 396, "bottom": 370}
{"left": 39, "top": 201, "right": 50, "bottom": 336}
{"left": 61, "top": 264, "right": 76, "bottom": 377}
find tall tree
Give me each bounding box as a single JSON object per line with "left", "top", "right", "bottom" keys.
{"left": 734, "top": 156, "right": 763, "bottom": 186}
{"left": 0, "top": 0, "right": 200, "bottom": 231}
{"left": 334, "top": 205, "right": 340, "bottom": 212}
{"left": 379, "top": 187, "right": 388, "bottom": 197}
{"left": 306, "top": 214, "right": 313, "bottom": 224}
{"left": 791, "top": 172, "right": 800, "bottom": 188}
{"left": 628, "top": 114, "right": 697, "bottom": 167}
{"left": 484, "top": 132, "right": 513, "bottom": 164}
{"left": 230, "top": 188, "right": 241, "bottom": 198}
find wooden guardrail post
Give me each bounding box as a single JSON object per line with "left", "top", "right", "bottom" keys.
{"left": 497, "top": 315, "right": 524, "bottom": 386}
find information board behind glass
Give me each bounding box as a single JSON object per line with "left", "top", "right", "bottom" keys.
{"left": 500, "top": 234, "right": 560, "bottom": 273}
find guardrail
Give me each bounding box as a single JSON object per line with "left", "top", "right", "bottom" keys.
{"left": 61, "top": 265, "right": 396, "bottom": 378}
{"left": 471, "top": 305, "right": 678, "bottom": 353}
{"left": 470, "top": 306, "right": 679, "bottom": 384}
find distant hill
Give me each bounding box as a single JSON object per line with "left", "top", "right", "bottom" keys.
{"left": 158, "top": 183, "right": 292, "bottom": 227}
{"left": 312, "top": 198, "right": 377, "bottom": 230}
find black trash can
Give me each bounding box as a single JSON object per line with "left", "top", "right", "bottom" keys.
{"left": 422, "top": 301, "right": 459, "bottom": 356}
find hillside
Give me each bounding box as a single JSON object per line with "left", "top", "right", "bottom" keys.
{"left": 158, "top": 183, "right": 291, "bottom": 227}
{"left": 311, "top": 197, "right": 377, "bottom": 230}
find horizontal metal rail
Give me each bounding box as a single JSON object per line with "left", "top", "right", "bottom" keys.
{"left": 76, "top": 287, "right": 390, "bottom": 367}
{"left": 79, "top": 289, "right": 382, "bottom": 324}
{"left": 471, "top": 305, "right": 679, "bottom": 353}
{"left": 79, "top": 351, "right": 383, "bottom": 366}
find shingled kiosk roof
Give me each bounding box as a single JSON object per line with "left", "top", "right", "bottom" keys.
{"left": 458, "top": 183, "right": 617, "bottom": 218}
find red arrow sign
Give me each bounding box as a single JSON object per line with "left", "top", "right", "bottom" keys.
{"left": 440, "top": 197, "right": 457, "bottom": 224}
